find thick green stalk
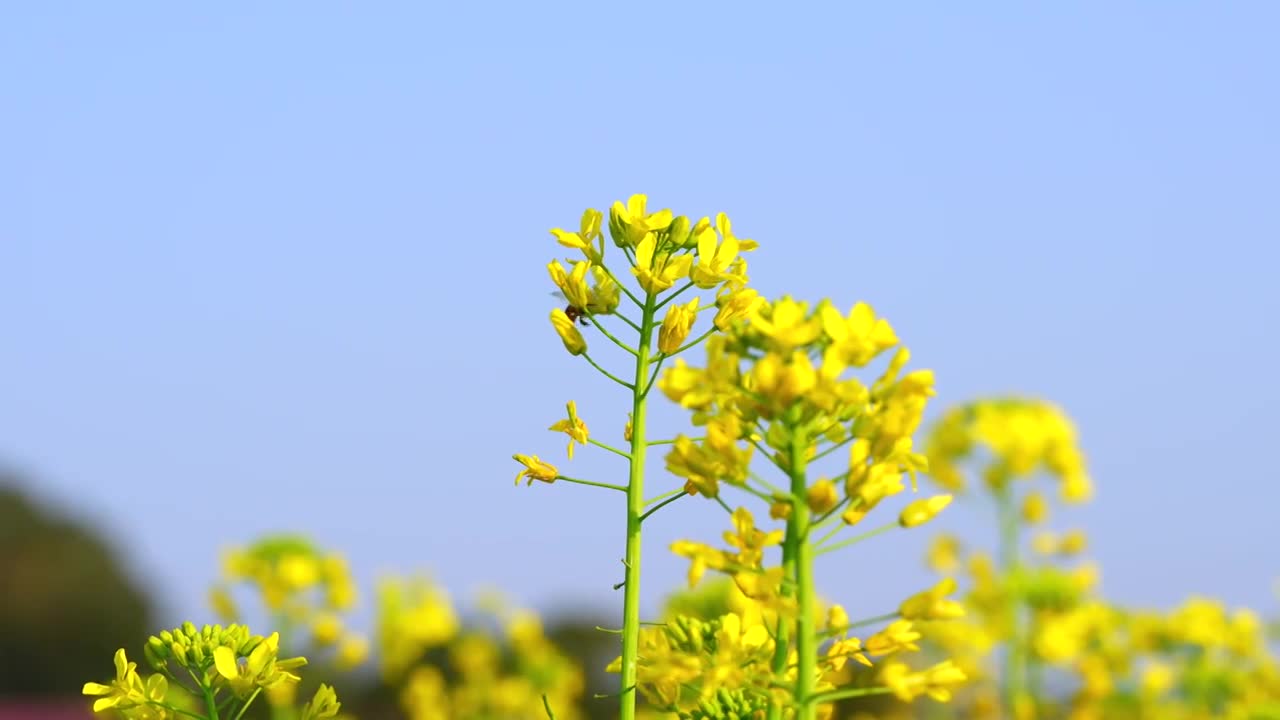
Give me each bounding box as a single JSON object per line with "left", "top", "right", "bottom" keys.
{"left": 996, "top": 485, "right": 1025, "bottom": 717}
{"left": 767, "top": 510, "right": 798, "bottom": 720}
{"left": 789, "top": 426, "right": 817, "bottom": 720}
{"left": 618, "top": 293, "right": 656, "bottom": 720}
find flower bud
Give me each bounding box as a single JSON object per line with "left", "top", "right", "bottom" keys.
{"left": 806, "top": 478, "right": 839, "bottom": 514}
{"left": 550, "top": 308, "right": 587, "bottom": 355}
{"left": 899, "top": 494, "right": 953, "bottom": 528}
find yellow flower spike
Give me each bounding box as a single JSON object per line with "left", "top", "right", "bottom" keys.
{"left": 548, "top": 400, "right": 590, "bottom": 459}
{"left": 690, "top": 216, "right": 740, "bottom": 288}
{"left": 512, "top": 454, "right": 558, "bottom": 485}
{"left": 806, "top": 478, "right": 839, "bottom": 514}
{"left": 610, "top": 193, "right": 674, "bottom": 248}
{"left": 658, "top": 297, "right": 700, "bottom": 354}
{"left": 549, "top": 308, "right": 587, "bottom": 355}
{"left": 899, "top": 494, "right": 953, "bottom": 528}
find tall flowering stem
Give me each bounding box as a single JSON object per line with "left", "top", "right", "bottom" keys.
{"left": 516, "top": 195, "right": 759, "bottom": 720}
{"left": 923, "top": 398, "right": 1096, "bottom": 719}
{"left": 654, "top": 296, "right": 967, "bottom": 718}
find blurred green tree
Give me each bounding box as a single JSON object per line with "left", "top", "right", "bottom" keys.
{"left": 0, "top": 475, "right": 152, "bottom": 696}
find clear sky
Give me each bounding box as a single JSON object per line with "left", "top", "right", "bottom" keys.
{"left": 3, "top": 4, "right": 1277, "bottom": 629}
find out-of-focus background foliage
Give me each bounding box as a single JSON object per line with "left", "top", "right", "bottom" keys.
{"left": 3, "top": 3, "right": 1277, "bottom": 718}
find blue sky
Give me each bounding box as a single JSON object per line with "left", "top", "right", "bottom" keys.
{"left": 3, "top": 3, "right": 1277, "bottom": 629}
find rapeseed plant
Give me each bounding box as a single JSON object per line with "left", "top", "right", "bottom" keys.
{"left": 643, "top": 295, "right": 966, "bottom": 718}
{"left": 515, "top": 195, "right": 759, "bottom": 720}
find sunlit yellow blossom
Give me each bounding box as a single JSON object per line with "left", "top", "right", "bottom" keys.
{"left": 550, "top": 308, "right": 587, "bottom": 355}
{"left": 512, "top": 454, "right": 558, "bottom": 485}
{"left": 213, "top": 632, "right": 305, "bottom": 698}
{"left": 714, "top": 287, "right": 765, "bottom": 331}
{"left": 690, "top": 215, "right": 741, "bottom": 288}
{"left": 548, "top": 401, "right": 589, "bottom": 459}
{"left": 658, "top": 297, "right": 699, "bottom": 354}
{"left": 610, "top": 194, "right": 673, "bottom": 248}
{"left": 550, "top": 208, "right": 604, "bottom": 262}
{"left": 632, "top": 232, "right": 693, "bottom": 294}
{"left": 82, "top": 649, "right": 168, "bottom": 714}
{"left": 821, "top": 301, "right": 899, "bottom": 374}
{"left": 826, "top": 637, "right": 872, "bottom": 670}
{"left": 749, "top": 297, "right": 822, "bottom": 351}
{"left": 547, "top": 259, "right": 591, "bottom": 310}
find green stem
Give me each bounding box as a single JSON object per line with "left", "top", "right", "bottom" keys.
{"left": 807, "top": 686, "right": 893, "bottom": 705}
{"left": 814, "top": 521, "right": 897, "bottom": 557}
{"left": 587, "top": 314, "right": 639, "bottom": 356}
{"left": 643, "top": 487, "right": 684, "bottom": 506}
{"left": 788, "top": 424, "right": 818, "bottom": 720}
{"left": 669, "top": 326, "right": 716, "bottom": 356}
{"left": 203, "top": 685, "right": 219, "bottom": 720}
{"left": 618, "top": 291, "right": 657, "bottom": 720}
{"left": 582, "top": 353, "right": 634, "bottom": 390}
{"left": 588, "top": 438, "right": 632, "bottom": 460}
{"left": 997, "top": 485, "right": 1025, "bottom": 717}
{"left": 231, "top": 688, "right": 261, "bottom": 720}
{"left": 653, "top": 280, "right": 695, "bottom": 310}
{"left": 639, "top": 491, "right": 687, "bottom": 524}
{"left": 555, "top": 475, "right": 627, "bottom": 493}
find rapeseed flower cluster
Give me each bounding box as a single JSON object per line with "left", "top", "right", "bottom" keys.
{"left": 640, "top": 293, "right": 965, "bottom": 719}
{"left": 909, "top": 398, "right": 1280, "bottom": 720}
{"left": 209, "top": 535, "right": 368, "bottom": 709}
{"left": 83, "top": 622, "right": 338, "bottom": 720}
